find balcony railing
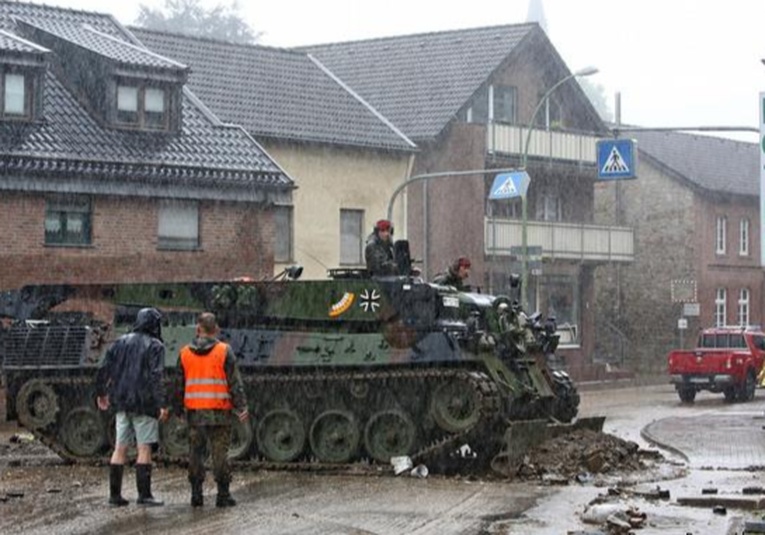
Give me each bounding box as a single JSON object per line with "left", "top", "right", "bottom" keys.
{"left": 485, "top": 218, "right": 634, "bottom": 263}
{"left": 487, "top": 122, "right": 599, "bottom": 164}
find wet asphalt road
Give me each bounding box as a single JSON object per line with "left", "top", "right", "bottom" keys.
{"left": 1, "top": 382, "right": 765, "bottom": 534}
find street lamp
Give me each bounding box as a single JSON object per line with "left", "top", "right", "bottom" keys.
{"left": 519, "top": 66, "right": 598, "bottom": 311}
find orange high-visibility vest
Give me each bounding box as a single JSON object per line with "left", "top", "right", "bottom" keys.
{"left": 181, "top": 342, "right": 233, "bottom": 410}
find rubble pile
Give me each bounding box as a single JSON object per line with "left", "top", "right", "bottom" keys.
{"left": 517, "top": 429, "right": 648, "bottom": 481}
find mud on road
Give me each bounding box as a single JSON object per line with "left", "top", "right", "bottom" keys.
{"left": 9, "top": 384, "right": 763, "bottom": 535}
{"left": 0, "top": 383, "right": 674, "bottom": 535}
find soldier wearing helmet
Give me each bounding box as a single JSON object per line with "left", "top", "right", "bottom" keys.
{"left": 433, "top": 256, "right": 471, "bottom": 290}
{"left": 365, "top": 219, "right": 398, "bottom": 277}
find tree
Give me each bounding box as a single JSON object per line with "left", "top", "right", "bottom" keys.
{"left": 579, "top": 78, "right": 613, "bottom": 123}
{"left": 135, "top": 0, "right": 259, "bottom": 44}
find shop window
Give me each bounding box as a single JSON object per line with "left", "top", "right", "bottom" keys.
{"left": 538, "top": 274, "right": 579, "bottom": 345}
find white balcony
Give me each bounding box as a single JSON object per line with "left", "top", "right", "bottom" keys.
{"left": 485, "top": 218, "right": 634, "bottom": 263}
{"left": 487, "top": 123, "right": 599, "bottom": 164}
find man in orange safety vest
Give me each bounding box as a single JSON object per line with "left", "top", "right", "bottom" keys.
{"left": 178, "top": 312, "right": 249, "bottom": 507}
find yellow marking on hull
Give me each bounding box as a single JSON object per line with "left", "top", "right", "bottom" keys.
{"left": 329, "top": 292, "right": 355, "bottom": 317}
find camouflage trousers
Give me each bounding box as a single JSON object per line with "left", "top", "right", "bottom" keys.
{"left": 188, "top": 425, "right": 232, "bottom": 484}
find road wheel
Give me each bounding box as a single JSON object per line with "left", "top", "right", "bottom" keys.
{"left": 429, "top": 378, "right": 481, "bottom": 433}
{"left": 677, "top": 387, "right": 696, "bottom": 403}
{"left": 61, "top": 407, "right": 105, "bottom": 457}
{"left": 161, "top": 415, "right": 190, "bottom": 457}
{"left": 308, "top": 410, "right": 359, "bottom": 463}
{"left": 227, "top": 416, "right": 254, "bottom": 460}
{"left": 364, "top": 409, "right": 416, "bottom": 463}
{"left": 256, "top": 409, "right": 305, "bottom": 463}
{"left": 723, "top": 387, "right": 737, "bottom": 403}
{"left": 16, "top": 379, "right": 59, "bottom": 430}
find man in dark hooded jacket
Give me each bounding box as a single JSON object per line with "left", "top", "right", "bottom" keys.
{"left": 96, "top": 307, "right": 168, "bottom": 507}
{"left": 177, "top": 312, "right": 248, "bottom": 508}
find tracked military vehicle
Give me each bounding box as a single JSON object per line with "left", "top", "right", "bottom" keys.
{"left": 0, "top": 241, "right": 592, "bottom": 472}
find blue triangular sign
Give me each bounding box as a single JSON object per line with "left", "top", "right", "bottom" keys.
{"left": 489, "top": 171, "right": 530, "bottom": 200}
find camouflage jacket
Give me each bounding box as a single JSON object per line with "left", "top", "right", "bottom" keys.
{"left": 364, "top": 233, "right": 397, "bottom": 276}
{"left": 175, "top": 336, "right": 247, "bottom": 426}
{"left": 433, "top": 267, "right": 467, "bottom": 291}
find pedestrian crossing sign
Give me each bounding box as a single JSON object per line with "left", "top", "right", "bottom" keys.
{"left": 596, "top": 138, "right": 637, "bottom": 180}
{"left": 489, "top": 171, "right": 530, "bottom": 200}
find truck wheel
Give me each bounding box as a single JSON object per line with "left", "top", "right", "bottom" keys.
{"left": 737, "top": 371, "right": 756, "bottom": 402}
{"left": 677, "top": 387, "right": 696, "bottom": 403}
{"left": 723, "top": 387, "right": 737, "bottom": 403}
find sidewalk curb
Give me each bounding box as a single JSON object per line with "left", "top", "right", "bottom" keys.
{"left": 640, "top": 422, "right": 689, "bottom": 463}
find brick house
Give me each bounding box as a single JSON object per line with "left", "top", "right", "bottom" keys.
{"left": 594, "top": 130, "right": 761, "bottom": 373}
{"left": 306, "top": 25, "right": 631, "bottom": 379}
{"left": 132, "top": 28, "right": 417, "bottom": 280}
{"left": 0, "top": 2, "right": 293, "bottom": 290}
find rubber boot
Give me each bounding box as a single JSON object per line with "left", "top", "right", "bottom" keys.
{"left": 108, "top": 464, "right": 129, "bottom": 506}
{"left": 190, "top": 478, "right": 204, "bottom": 507}
{"left": 215, "top": 480, "right": 236, "bottom": 507}
{"left": 135, "top": 464, "right": 164, "bottom": 506}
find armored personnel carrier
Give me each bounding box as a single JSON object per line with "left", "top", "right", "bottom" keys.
{"left": 0, "top": 242, "right": 592, "bottom": 472}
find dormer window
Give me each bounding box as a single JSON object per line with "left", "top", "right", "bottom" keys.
{"left": 116, "top": 82, "right": 167, "bottom": 130}
{"left": 1, "top": 70, "right": 32, "bottom": 119}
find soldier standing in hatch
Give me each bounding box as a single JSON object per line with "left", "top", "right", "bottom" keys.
{"left": 433, "top": 257, "right": 471, "bottom": 290}
{"left": 365, "top": 219, "right": 398, "bottom": 276}
{"left": 178, "top": 312, "right": 248, "bottom": 508}
{"left": 96, "top": 307, "right": 168, "bottom": 507}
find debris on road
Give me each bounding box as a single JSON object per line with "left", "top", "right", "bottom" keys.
{"left": 676, "top": 495, "right": 765, "bottom": 510}
{"left": 409, "top": 465, "right": 428, "bottom": 478}
{"left": 391, "top": 456, "right": 413, "bottom": 475}
{"left": 516, "top": 428, "right": 652, "bottom": 482}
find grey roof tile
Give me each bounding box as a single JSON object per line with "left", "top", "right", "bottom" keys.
{"left": 0, "top": 1, "right": 291, "bottom": 194}
{"left": 16, "top": 17, "right": 185, "bottom": 70}
{"left": 131, "top": 27, "right": 416, "bottom": 152}
{"left": 633, "top": 130, "right": 758, "bottom": 197}
{"left": 0, "top": 28, "right": 48, "bottom": 53}
{"left": 302, "top": 24, "right": 537, "bottom": 141}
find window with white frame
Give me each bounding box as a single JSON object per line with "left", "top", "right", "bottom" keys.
{"left": 0, "top": 69, "right": 35, "bottom": 119}
{"left": 461, "top": 84, "right": 517, "bottom": 124}
{"left": 44, "top": 195, "right": 92, "bottom": 246}
{"left": 340, "top": 209, "right": 364, "bottom": 265}
{"left": 737, "top": 288, "right": 750, "bottom": 327}
{"left": 158, "top": 200, "right": 199, "bottom": 250}
{"left": 117, "top": 82, "right": 167, "bottom": 129}
{"left": 715, "top": 215, "right": 727, "bottom": 254}
{"left": 739, "top": 218, "right": 750, "bottom": 256}
{"left": 273, "top": 206, "right": 293, "bottom": 263}
{"left": 714, "top": 288, "right": 727, "bottom": 327}
{"left": 4, "top": 72, "right": 25, "bottom": 116}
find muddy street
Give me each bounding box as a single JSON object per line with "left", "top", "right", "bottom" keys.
{"left": 2, "top": 383, "right": 765, "bottom": 534}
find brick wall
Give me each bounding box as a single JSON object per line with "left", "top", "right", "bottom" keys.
{"left": 0, "top": 192, "right": 274, "bottom": 290}
{"left": 594, "top": 158, "right": 763, "bottom": 374}
{"left": 407, "top": 122, "right": 488, "bottom": 281}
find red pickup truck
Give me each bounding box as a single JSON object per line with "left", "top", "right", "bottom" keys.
{"left": 667, "top": 327, "right": 765, "bottom": 403}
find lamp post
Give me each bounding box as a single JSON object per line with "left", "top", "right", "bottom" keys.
{"left": 519, "top": 66, "right": 598, "bottom": 310}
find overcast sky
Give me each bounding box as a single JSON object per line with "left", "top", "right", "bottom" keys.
{"left": 27, "top": 0, "right": 765, "bottom": 141}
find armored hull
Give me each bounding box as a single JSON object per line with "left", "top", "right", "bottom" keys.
{"left": 1, "top": 273, "right": 580, "bottom": 471}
